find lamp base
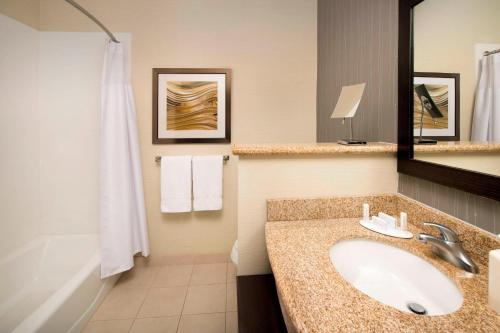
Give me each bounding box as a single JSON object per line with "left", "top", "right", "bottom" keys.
{"left": 414, "top": 138, "right": 437, "bottom": 145}
{"left": 337, "top": 139, "right": 367, "bottom": 146}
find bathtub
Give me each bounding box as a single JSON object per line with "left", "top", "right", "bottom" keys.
{"left": 0, "top": 234, "right": 119, "bottom": 333}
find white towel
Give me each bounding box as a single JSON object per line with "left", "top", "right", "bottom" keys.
{"left": 192, "top": 156, "right": 223, "bottom": 211}
{"left": 161, "top": 156, "right": 192, "bottom": 213}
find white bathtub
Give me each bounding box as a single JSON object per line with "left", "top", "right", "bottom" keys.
{"left": 0, "top": 234, "right": 119, "bottom": 333}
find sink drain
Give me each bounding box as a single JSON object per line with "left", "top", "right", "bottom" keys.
{"left": 407, "top": 302, "right": 427, "bottom": 315}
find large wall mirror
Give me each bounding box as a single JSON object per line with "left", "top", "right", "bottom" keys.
{"left": 398, "top": 0, "right": 500, "bottom": 201}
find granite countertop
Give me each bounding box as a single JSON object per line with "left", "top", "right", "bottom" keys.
{"left": 265, "top": 196, "right": 500, "bottom": 332}
{"left": 414, "top": 141, "right": 500, "bottom": 153}
{"left": 231, "top": 141, "right": 500, "bottom": 156}
{"left": 232, "top": 142, "right": 397, "bottom": 156}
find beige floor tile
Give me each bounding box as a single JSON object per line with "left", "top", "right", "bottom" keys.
{"left": 153, "top": 265, "right": 193, "bottom": 287}
{"left": 225, "top": 312, "right": 238, "bottom": 333}
{"left": 192, "top": 253, "right": 229, "bottom": 264}
{"left": 226, "top": 283, "right": 237, "bottom": 312}
{"left": 137, "top": 287, "right": 187, "bottom": 318}
{"left": 182, "top": 284, "right": 226, "bottom": 315}
{"left": 91, "top": 288, "right": 148, "bottom": 320}
{"left": 83, "top": 319, "right": 133, "bottom": 333}
{"left": 153, "top": 254, "right": 194, "bottom": 266}
{"left": 133, "top": 256, "right": 155, "bottom": 268}
{"left": 114, "top": 266, "right": 160, "bottom": 289}
{"left": 129, "top": 316, "right": 179, "bottom": 333}
{"left": 227, "top": 263, "right": 236, "bottom": 283}
{"left": 189, "top": 263, "right": 227, "bottom": 285}
{"left": 177, "top": 313, "right": 225, "bottom": 333}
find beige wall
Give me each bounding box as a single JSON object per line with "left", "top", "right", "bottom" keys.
{"left": 0, "top": 13, "right": 40, "bottom": 254}
{"left": 415, "top": 153, "right": 500, "bottom": 177}
{"left": 0, "top": 0, "right": 39, "bottom": 28}
{"left": 36, "top": 0, "right": 317, "bottom": 256}
{"left": 414, "top": 0, "right": 500, "bottom": 141}
{"left": 238, "top": 155, "right": 398, "bottom": 275}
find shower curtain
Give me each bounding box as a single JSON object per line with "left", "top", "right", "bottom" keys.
{"left": 100, "top": 40, "right": 150, "bottom": 278}
{"left": 471, "top": 52, "right": 500, "bottom": 142}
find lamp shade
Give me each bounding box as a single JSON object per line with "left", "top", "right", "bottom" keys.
{"left": 330, "top": 83, "right": 366, "bottom": 119}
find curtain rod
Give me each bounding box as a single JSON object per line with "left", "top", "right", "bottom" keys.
{"left": 484, "top": 48, "right": 500, "bottom": 56}
{"left": 64, "top": 0, "right": 119, "bottom": 43}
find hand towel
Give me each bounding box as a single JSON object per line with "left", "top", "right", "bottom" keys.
{"left": 161, "top": 156, "right": 192, "bottom": 213}
{"left": 192, "top": 155, "right": 223, "bottom": 211}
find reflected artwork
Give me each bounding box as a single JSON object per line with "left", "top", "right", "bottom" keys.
{"left": 413, "top": 73, "right": 459, "bottom": 141}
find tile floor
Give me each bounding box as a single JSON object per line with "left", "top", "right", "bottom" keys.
{"left": 83, "top": 261, "right": 238, "bottom": 333}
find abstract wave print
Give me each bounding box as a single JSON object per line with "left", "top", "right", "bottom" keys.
{"left": 413, "top": 84, "right": 449, "bottom": 129}
{"left": 166, "top": 81, "right": 218, "bottom": 130}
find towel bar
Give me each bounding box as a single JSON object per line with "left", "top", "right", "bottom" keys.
{"left": 155, "top": 155, "right": 230, "bottom": 164}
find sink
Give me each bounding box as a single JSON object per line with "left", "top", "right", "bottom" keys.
{"left": 329, "top": 239, "right": 463, "bottom": 316}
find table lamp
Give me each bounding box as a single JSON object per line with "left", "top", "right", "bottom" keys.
{"left": 330, "top": 83, "right": 367, "bottom": 145}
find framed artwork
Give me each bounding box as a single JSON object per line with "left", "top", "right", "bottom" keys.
{"left": 413, "top": 72, "right": 460, "bottom": 141}
{"left": 153, "top": 68, "right": 231, "bottom": 143}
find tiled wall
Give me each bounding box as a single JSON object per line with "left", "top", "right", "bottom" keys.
{"left": 0, "top": 14, "right": 41, "bottom": 255}
{"left": 399, "top": 174, "right": 499, "bottom": 235}
{"left": 316, "top": 0, "right": 398, "bottom": 143}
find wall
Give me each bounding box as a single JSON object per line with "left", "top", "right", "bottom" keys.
{"left": 38, "top": 32, "right": 131, "bottom": 235}
{"left": 403, "top": 0, "right": 500, "bottom": 236}
{"left": 315, "top": 0, "right": 500, "bottom": 237}
{"left": 38, "top": 0, "right": 317, "bottom": 256}
{"left": 414, "top": 0, "right": 500, "bottom": 140}
{"left": 0, "top": 10, "right": 132, "bottom": 254}
{"left": 0, "top": 0, "right": 39, "bottom": 28}
{"left": 399, "top": 174, "right": 499, "bottom": 235}
{"left": 316, "top": 0, "right": 398, "bottom": 143}
{"left": 238, "top": 154, "right": 398, "bottom": 275}
{"left": 416, "top": 152, "right": 500, "bottom": 177}
{"left": 0, "top": 13, "right": 41, "bottom": 255}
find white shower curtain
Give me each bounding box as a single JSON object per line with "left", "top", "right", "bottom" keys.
{"left": 471, "top": 53, "right": 500, "bottom": 142}
{"left": 100, "top": 40, "right": 150, "bottom": 278}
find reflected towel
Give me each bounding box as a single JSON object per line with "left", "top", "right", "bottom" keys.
{"left": 192, "top": 156, "right": 223, "bottom": 211}
{"left": 161, "top": 156, "right": 192, "bottom": 213}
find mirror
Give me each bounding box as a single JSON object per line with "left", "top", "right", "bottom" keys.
{"left": 412, "top": 0, "right": 500, "bottom": 176}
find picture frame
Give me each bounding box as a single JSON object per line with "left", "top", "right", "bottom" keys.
{"left": 153, "top": 68, "right": 231, "bottom": 144}
{"left": 413, "top": 72, "right": 460, "bottom": 141}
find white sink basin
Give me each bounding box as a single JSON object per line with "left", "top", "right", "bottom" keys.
{"left": 329, "top": 239, "right": 463, "bottom": 316}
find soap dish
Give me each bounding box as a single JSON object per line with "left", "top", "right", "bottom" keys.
{"left": 359, "top": 220, "right": 413, "bottom": 239}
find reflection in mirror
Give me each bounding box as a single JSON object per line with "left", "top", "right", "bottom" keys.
{"left": 412, "top": 0, "right": 500, "bottom": 176}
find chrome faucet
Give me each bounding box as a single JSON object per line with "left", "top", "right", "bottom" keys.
{"left": 416, "top": 222, "right": 478, "bottom": 274}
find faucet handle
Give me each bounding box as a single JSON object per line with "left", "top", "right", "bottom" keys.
{"left": 422, "top": 222, "right": 459, "bottom": 242}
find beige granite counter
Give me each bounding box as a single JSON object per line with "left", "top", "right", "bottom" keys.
{"left": 232, "top": 141, "right": 500, "bottom": 156}
{"left": 414, "top": 141, "right": 500, "bottom": 153}
{"left": 232, "top": 142, "right": 397, "bottom": 155}
{"left": 265, "top": 194, "right": 500, "bottom": 332}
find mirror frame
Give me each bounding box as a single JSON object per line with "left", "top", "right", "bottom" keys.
{"left": 397, "top": 0, "right": 500, "bottom": 201}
